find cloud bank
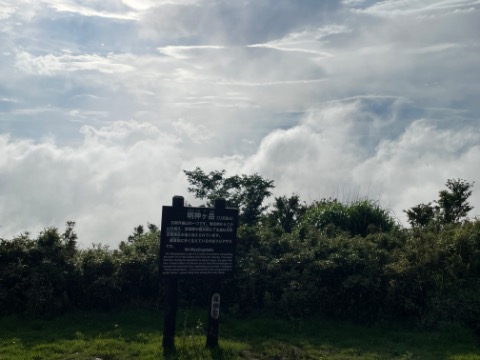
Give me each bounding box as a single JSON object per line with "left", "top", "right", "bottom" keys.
{"left": 1, "top": 0, "right": 479, "bottom": 246}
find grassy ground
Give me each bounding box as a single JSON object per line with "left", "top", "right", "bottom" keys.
{"left": 1, "top": 308, "right": 479, "bottom": 360}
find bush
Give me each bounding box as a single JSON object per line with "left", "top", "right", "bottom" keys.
{"left": 298, "top": 199, "right": 396, "bottom": 237}
{"left": 1, "top": 201, "right": 480, "bottom": 332}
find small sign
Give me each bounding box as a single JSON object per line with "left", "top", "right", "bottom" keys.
{"left": 210, "top": 293, "right": 220, "bottom": 319}
{"left": 160, "top": 203, "right": 238, "bottom": 278}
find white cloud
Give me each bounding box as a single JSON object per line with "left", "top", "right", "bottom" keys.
{"left": 41, "top": 0, "right": 138, "bottom": 20}
{"left": 249, "top": 25, "right": 350, "bottom": 56}
{"left": 12, "top": 105, "right": 60, "bottom": 115}
{"left": 1, "top": 0, "right": 480, "bottom": 244}
{"left": 0, "top": 0, "right": 39, "bottom": 21}
{"left": 243, "top": 102, "right": 480, "bottom": 223}
{"left": 15, "top": 52, "right": 135, "bottom": 76}
{"left": 342, "top": 0, "right": 366, "bottom": 6}
{"left": 243, "top": 102, "right": 373, "bottom": 198}
{"left": 0, "top": 121, "right": 186, "bottom": 247}
{"left": 158, "top": 45, "right": 226, "bottom": 59}
{"left": 0, "top": 1, "right": 16, "bottom": 20}
{"left": 361, "top": 0, "right": 480, "bottom": 17}
{"left": 1, "top": 103, "right": 480, "bottom": 247}
{"left": 406, "top": 42, "right": 464, "bottom": 54}
{"left": 121, "top": 0, "right": 157, "bottom": 11}
{"left": 0, "top": 97, "right": 18, "bottom": 104}
{"left": 353, "top": 119, "right": 480, "bottom": 221}
{"left": 173, "top": 119, "right": 212, "bottom": 144}
{"left": 122, "top": 0, "right": 204, "bottom": 11}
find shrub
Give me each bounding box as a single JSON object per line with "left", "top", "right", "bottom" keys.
{"left": 298, "top": 199, "right": 396, "bottom": 237}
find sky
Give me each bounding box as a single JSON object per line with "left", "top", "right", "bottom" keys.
{"left": 1, "top": 0, "right": 480, "bottom": 247}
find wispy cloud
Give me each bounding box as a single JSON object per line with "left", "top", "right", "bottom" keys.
{"left": 214, "top": 79, "right": 328, "bottom": 87}
{"left": 360, "top": 0, "right": 480, "bottom": 17}
{"left": 123, "top": 0, "right": 201, "bottom": 10}
{"left": 158, "top": 45, "right": 225, "bottom": 59}
{"left": 41, "top": 0, "right": 139, "bottom": 20}
{"left": 248, "top": 25, "right": 349, "bottom": 56}
{"left": 12, "top": 105, "right": 62, "bottom": 115}
{"left": 0, "top": 1, "right": 16, "bottom": 20}
{"left": 0, "top": 97, "right": 19, "bottom": 103}
{"left": 15, "top": 52, "right": 135, "bottom": 75}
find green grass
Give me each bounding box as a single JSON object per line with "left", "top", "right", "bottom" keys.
{"left": 0, "top": 309, "right": 479, "bottom": 359}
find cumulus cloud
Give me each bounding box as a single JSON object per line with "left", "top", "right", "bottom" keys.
{"left": 0, "top": 121, "right": 187, "bottom": 247}
{"left": 353, "top": 118, "right": 480, "bottom": 220}
{"left": 1, "top": 1, "right": 479, "bottom": 245}
{"left": 172, "top": 119, "right": 213, "bottom": 144}
{"left": 1, "top": 101, "right": 480, "bottom": 247}
{"left": 244, "top": 102, "right": 365, "bottom": 193}
{"left": 243, "top": 101, "right": 480, "bottom": 222}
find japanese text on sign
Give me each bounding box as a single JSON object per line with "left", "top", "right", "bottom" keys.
{"left": 160, "top": 205, "right": 238, "bottom": 278}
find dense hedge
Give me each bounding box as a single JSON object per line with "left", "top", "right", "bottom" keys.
{"left": 0, "top": 224, "right": 162, "bottom": 316}
{"left": 1, "top": 204, "right": 480, "bottom": 332}
{"left": 228, "top": 220, "right": 480, "bottom": 328}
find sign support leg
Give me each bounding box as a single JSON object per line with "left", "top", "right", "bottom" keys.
{"left": 162, "top": 196, "right": 183, "bottom": 351}
{"left": 162, "top": 278, "right": 178, "bottom": 351}
{"left": 206, "top": 279, "right": 221, "bottom": 348}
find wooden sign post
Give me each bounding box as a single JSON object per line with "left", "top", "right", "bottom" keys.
{"left": 160, "top": 196, "right": 238, "bottom": 350}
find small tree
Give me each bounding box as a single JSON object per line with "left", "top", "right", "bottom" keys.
{"left": 404, "top": 203, "right": 435, "bottom": 227}
{"left": 436, "top": 178, "right": 474, "bottom": 224}
{"left": 267, "top": 194, "right": 307, "bottom": 233}
{"left": 127, "top": 225, "right": 144, "bottom": 243}
{"left": 184, "top": 167, "right": 274, "bottom": 226}
{"left": 405, "top": 179, "right": 474, "bottom": 227}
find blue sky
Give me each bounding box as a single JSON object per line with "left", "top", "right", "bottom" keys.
{"left": 1, "top": 0, "right": 479, "bottom": 247}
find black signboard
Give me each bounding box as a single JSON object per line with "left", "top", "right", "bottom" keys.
{"left": 160, "top": 201, "right": 238, "bottom": 278}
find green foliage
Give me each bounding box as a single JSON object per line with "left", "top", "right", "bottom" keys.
{"left": 117, "top": 224, "right": 162, "bottom": 307}
{"left": 0, "top": 225, "right": 78, "bottom": 317}
{"left": 228, "top": 218, "right": 480, "bottom": 328}
{"left": 404, "top": 203, "right": 435, "bottom": 227}
{"left": 405, "top": 178, "right": 474, "bottom": 227}
{"left": 437, "top": 178, "right": 474, "bottom": 224}
{"left": 265, "top": 194, "right": 307, "bottom": 233}
{"left": 184, "top": 167, "right": 274, "bottom": 226}
{"left": 0, "top": 222, "right": 163, "bottom": 316}
{"left": 77, "top": 244, "right": 120, "bottom": 311}
{"left": 1, "top": 176, "right": 480, "bottom": 335}
{"left": 299, "top": 199, "right": 396, "bottom": 237}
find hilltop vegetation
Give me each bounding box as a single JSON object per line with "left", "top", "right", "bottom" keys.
{"left": 1, "top": 171, "right": 479, "bottom": 335}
